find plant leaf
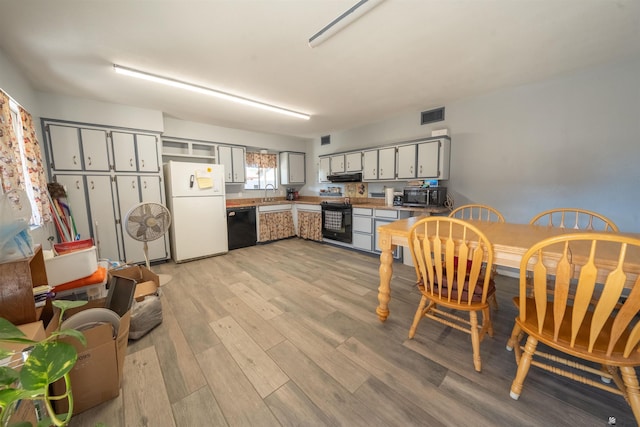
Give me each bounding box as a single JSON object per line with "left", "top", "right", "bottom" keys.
{"left": 37, "top": 416, "right": 57, "bottom": 427}
{"left": 0, "top": 366, "right": 19, "bottom": 387}
{"left": 19, "top": 342, "right": 77, "bottom": 390}
{"left": 0, "top": 319, "right": 32, "bottom": 343}
{"left": 0, "top": 387, "right": 40, "bottom": 409}
{"left": 10, "top": 421, "right": 33, "bottom": 427}
{"left": 52, "top": 300, "right": 87, "bottom": 311}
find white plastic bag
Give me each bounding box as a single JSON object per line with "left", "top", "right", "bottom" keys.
{"left": 129, "top": 293, "right": 163, "bottom": 340}
{"left": 0, "top": 190, "right": 33, "bottom": 262}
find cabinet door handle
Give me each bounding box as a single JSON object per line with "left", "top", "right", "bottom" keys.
{"left": 130, "top": 158, "right": 134, "bottom": 167}
{"left": 419, "top": 165, "right": 422, "bottom": 174}
{"left": 87, "top": 156, "right": 92, "bottom": 166}
{"left": 143, "top": 180, "right": 147, "bottom": 189}
{"left": 131, "top": 180, "right": 136, "bottom": 189}
{"left": 90, "top": 180, "right": 94, "bottom": 190}
{"left": 410, "top": 166, "right": 413, "bottom": 174}
{"left": 75, "top": 180, "right": 81, "bottom": 190}
{"left": 72, "top": 155, "right": 77, "bottom": 165}
{"left": 141, "top": 159, "right": 145, "bottom": 168}
{"left": 380, "top": 168, "right": 383, "bottom": 175}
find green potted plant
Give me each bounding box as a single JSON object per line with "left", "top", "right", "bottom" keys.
{"left": 0, "top": 300, "right": 87, "bottom": 427}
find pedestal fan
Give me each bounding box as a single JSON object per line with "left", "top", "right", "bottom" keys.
{"left": 124, "top": 202, "right": 172, "bottom": 285}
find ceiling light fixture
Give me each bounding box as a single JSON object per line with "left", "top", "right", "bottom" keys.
{"left": 113, "top": 64, "right": 310, "bottom": 120}
{"left": 308, "top": 0, "right": 385, "bottom": 48}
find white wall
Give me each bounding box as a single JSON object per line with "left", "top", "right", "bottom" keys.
{"left": 38, "top": 93, "right": 164, "bottom": 132}
{"left": 313, "top": 56, "right": 640, "bottom": 232}
{"left": 0, "top": 49, "right": 39, "bottom": 113}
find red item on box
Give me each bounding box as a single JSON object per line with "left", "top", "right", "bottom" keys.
{"left": 52, "top": 266, "right": 106, "bottom": 292}
{"left": 54, "top": 238, "right": 94, "bottom": 255}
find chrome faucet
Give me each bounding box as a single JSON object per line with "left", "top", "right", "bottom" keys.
{"left": 264, "top": 184, "right": 276, "bottom": 202}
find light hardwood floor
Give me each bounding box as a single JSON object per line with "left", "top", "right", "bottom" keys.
{"left": 70, "top": 238, "right": 636, "bottom": 426}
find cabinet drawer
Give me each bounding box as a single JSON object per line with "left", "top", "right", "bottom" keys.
{"left": 353, "top": 207, "right": 372, "bottom": 216}
{"left": 374, "top": 209, "right": 399, "bottom": 219}
{"left": 296, "top": 203, "right": 321, "bottom": 212}
{"left": 353, "top": 216, "right": 373, "bottom": 233}
{"left": 258, "top": 204, "right": 292, "bottom": 213}
{"left": 352, "top": 233, "right": 373, "bottom": 251}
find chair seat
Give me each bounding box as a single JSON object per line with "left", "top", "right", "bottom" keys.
{"left": 418, "top": 274, "right": 495, "bottom": 305}
{"left": 514, "top": 297, "right": 640, "bottom": 366}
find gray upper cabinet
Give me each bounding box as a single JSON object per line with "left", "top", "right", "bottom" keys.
{"left": 364, "top": 147, "right": 395, "bottom": 181}
{"left": 80, "top": 129, "right": 110, "bottom": 171}
{"left": 48, "top": 125, "right": 110, "bottom": 172}
{"left": 345, "top": 152, "right": 362, "bottom": 172}
{"left": 218, "top": 145, "right": 246, "bottom": 183}
{"left": 362, "top": 150, "right": 378, "bottom": 180}
{"left": 396, "top": 144, "right": 417, "bottom": 179}
{"left": 136, "top": 134, "right": 160, "bottom": 172}
{"left": 280, "top": 152, "right": 305, "bottom": 185}
{"left": 112, "top": 132, "right": 159, "bottom": 173}
{"left": 318, "top": 157, "right": 330, "bottom": 183}
{"left": 417, "top": 138, "right": 450, "bottom": 179}
{"left": 318, "top": 135, "right": 451, "bottom": 183}
{"left": 330, "top": 154, "right": 345, "bottom": 174}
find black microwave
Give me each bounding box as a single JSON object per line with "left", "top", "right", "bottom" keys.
{"left": 403, "top": 187, "right": 447, "bottom": 207}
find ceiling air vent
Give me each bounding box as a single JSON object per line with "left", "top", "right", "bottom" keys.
{"left": 421, "top": 107, "right": 445, "bottom": 125}
{"left": 321, "top": 135, "right": 331, "bottom": 145}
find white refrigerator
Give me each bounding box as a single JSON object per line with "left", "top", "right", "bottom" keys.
{"left": 163, "top": 161, "right": 228, "bottom": 262}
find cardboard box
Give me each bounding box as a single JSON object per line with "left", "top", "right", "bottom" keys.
{"left": 44, "top": 246, "right": 98, "bottom": 287}
{"left": 109, "top": 265, "right": 160, "bottom": 301}
{"left": 48, "top": 282, "right": 134, "bottom": 414}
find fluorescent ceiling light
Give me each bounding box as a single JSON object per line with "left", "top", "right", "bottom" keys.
{"left": 309, "top": 0, "right": 385, "bottom": 48}
{"left": 113, "top": 64, "right": 310, "bottom": 120}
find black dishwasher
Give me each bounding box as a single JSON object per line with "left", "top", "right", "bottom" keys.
{"left": 227, "top": 206, "right": 257, "bottom": 250}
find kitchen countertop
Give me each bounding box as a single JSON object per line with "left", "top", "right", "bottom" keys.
{"left": 226, "top": 196, "right": 450, "bottom": 215}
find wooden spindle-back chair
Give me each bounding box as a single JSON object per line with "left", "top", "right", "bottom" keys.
{"left": 408, "top": 217, "right": 495, "bottom": 372}
{"left": 506, "top": 232, "right": 640, "bottom": 424}
{"left": 529, "top": 208, "right": 618, "bottom": 232}
{"left": 449, "top": 204, "right": 505, "bottom": 223}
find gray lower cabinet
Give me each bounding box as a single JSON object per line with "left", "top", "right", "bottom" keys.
{"left": 53, "top": 174, "right": 121, "bottom": 262}
{"left": 351, "top": 207, "right": 409, "bottom": 258}
{"left": 352, "top": 208, "right": 373, "bottom": 251}
{"left": 373, "top": 208, "right": 410, "bottom": 259}
{"left": 115, "top": 175, "right": 169, "bottom": 264}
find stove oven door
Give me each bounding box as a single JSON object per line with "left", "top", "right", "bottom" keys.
{"left": 321, "top": 205, "right": 352, "bottom": 243}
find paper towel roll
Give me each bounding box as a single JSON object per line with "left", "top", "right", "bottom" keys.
{"left": 385, "top": 188, "right": 395, "bottom": 206}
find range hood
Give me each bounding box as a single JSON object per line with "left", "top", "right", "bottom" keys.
{"left": 327, "top": 172, "right": 362, "bottom": 183}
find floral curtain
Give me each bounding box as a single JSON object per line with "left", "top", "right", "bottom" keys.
{"left": 246, "top": 152, "right": 277, "bottom": 168}
{"left": 0, "top": 91, "right": 21, "bottom": 195}
{"left": 259, "top": 211, "right": 295, "bottom": 242}
{"left": 297, "top": 211, "right": 322, "bottom": 241}
{"left": 0, "top": 90, "right": 52, "bottom": 223}
{"left": 19, "top": 107, "right": 52, "bottom": 223}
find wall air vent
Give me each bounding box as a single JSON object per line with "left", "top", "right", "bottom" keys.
{"left": 421, "top": 107, "right": 445, "bottom": 125}
{"left": 321, "top": 135, "right": 331, "bottom": 145}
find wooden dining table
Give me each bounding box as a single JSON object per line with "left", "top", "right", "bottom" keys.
{"left": 375, "top": 216, "right": 640, "bottom": 322}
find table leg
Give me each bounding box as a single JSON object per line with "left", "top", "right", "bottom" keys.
{"left": 377, "top": 230, "right": 393, "bottom": 322}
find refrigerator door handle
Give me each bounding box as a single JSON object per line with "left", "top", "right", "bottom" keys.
{"left": 189, "top": 174, "right": 195, "bottom": 188}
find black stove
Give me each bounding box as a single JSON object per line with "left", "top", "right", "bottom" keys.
{"left": 321, "top": 201, "right": 353, "bottom": 243}
{"left": 321, "top": 201, "right": 352, "bottom": 207}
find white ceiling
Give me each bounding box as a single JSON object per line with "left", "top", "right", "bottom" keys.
{"left": 1, "top": 0, "right": 638, "bottom": 139}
